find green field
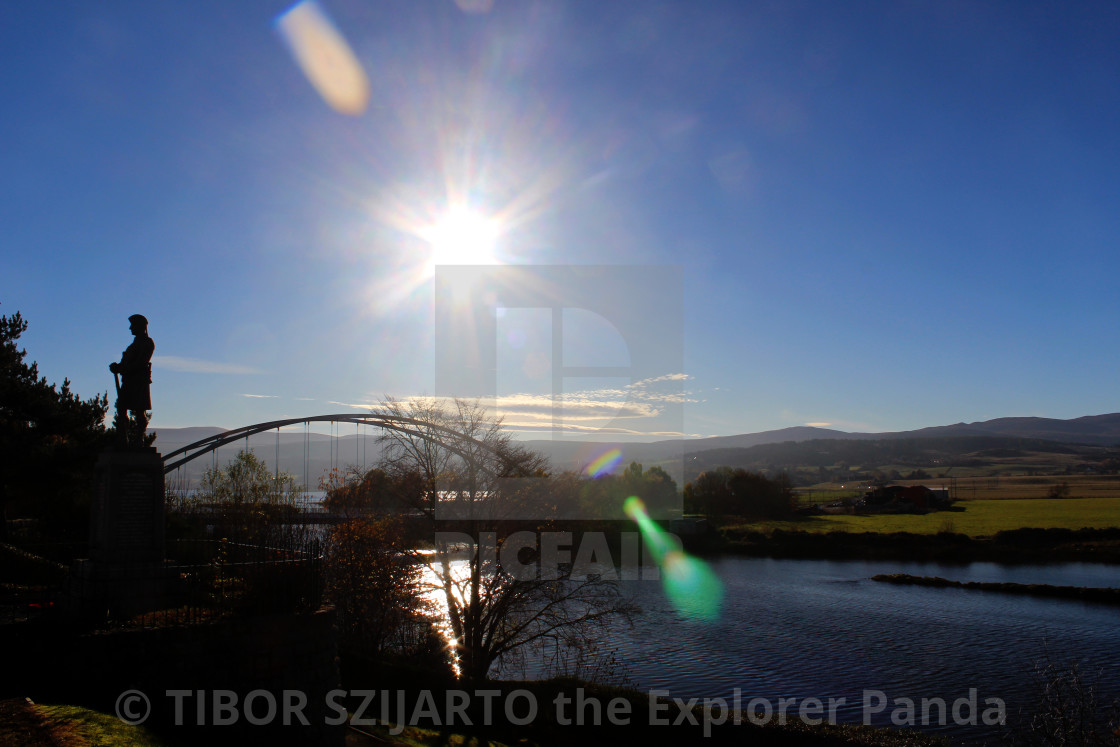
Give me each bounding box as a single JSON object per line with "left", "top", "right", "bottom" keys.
{"left": 802, "top": 474, "right": 1120, "bottom": 502}
{"left": 726, "top": 497, "right": 1120, "bottom": 538}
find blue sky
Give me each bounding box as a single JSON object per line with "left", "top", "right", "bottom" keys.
{"left": 3, "top": 1, "right": 1119, "bottom": 439}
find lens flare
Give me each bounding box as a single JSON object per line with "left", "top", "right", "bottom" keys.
{"left": 275, "top": 0, "right": 370, "bottom": 116}
{"left": 585, "top": 447, "right": 623, "bottom": 478}
{"left": 624, "top": 496, "right": 724, "bottom": 622}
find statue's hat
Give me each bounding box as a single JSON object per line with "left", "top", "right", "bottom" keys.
{"left": 128, "top": 314, "right": 148, "bottom": 328}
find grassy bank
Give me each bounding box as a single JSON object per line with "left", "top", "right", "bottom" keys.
{"left": 0, "top": 699, "right": 165, "bottom": 747}
{"left": 333, "top": 670, "right": 949, "bottom": 747}
{"left": 724, "top": 497, "right": 1120, "bottom": 538}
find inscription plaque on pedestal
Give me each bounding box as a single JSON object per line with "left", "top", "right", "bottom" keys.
{"left": 89, "top": 447, "right": 165, "bottom": 564}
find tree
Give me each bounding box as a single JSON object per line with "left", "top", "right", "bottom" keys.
{"left": 0, "top": 308, "right": 110, "bottom": 538}
{"left": 188, "top": 449, "right": 308, "bottom": 545}
{"left": 321, "top": 466, "right": 427, "bottom": 517}
{"left": 323, "top": 516, "right": 442, "bottom": 666}
{"left": 377, "top": 396, "right": 637, "bottom": 682}
{"left": 684, "top": 467, "right": 795, "bottom": 519}
{"left": 1046, "top": 481, "right": 1071, "bottom": 500}
{"left": 576, "top": 462, "right": 680, "bottom": 520}
{"left": 727, "top": 469, "right": 795, "bottom": 518}
{"left": 683, "top": 467, "right": 733, "bottom": 516}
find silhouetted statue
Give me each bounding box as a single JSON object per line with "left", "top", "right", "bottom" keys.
{"left": 110, "top": 314, "right": 154, "bottom": 447}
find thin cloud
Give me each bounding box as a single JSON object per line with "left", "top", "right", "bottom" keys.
{"left": 501, "top": 420, "right": 693, "bottom": 437}
{"left": 494, "top": 393, "right": 661, "bottom": 422}
{"left": 803, "top": 419, "right": 880, "bottom": 432}
{"left": 378, "top": 394, "right": 659, "bottom": 424}
{"left": 153, "top": 356, "right": 263, "bottom": 375}
{"left": 337, "top": 393, "right": 709, "bottom": 438}
{"left": 381, "top": 380, "right": 697, "bottom": 431}
{"left": 240, "top": 393, "right": 279, "bottom": 399}
{"left": 629, "top": 373, "right": 692, "bottom": 388}
{"left": 326, "top": 400, "right": 378, "bottom": 410}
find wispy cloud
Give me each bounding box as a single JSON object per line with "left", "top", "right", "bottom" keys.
{"left": 373, "top": 374, "right": 697, "bottom": 437}
{"left": 494, "top": 393, "right": 661, "bottom": 421}
{"left": 326, "top": 400, "right": 377, "bottom": 410}
{"left": 629, "top": 373, "right": 692, "bottom": 388}
{"left": 153, "top": 356, "right": 263, "bottom": 375}
{"left": 501, "top": 420, "right": 699, "bottom": 437}
{"left": 240, "top": 393, "right": 279, "bottom": 399}
{"left": 803, "top": 420, "right": 881, "bottom": 432}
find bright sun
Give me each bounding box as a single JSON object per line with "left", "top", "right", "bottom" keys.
{"left": 421, "top": 206, "right": 500, "bottom": 272}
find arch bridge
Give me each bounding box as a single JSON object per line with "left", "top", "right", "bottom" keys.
{"left": 160, "top": 412, "right": 502, "bottom": 480}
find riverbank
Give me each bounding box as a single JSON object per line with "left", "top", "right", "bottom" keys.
{"left": 871, "top": 573, "right": 1120, "bottom": 604}
{"left": 712, "top": 526, "right": 1120, "bottom": 563}
{"left": 337, "top": 660, "right": 950, "bottom": 746}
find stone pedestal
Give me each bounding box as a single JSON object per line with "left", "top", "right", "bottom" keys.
{"left": 74, "top": 447, "right": 167, "bottom": 618}
{"left": 89, "top": 447, "right": 165, "bottom": 563}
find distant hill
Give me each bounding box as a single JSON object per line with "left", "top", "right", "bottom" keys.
{"left": 153, "top": 426, "right": 226, "bottom": 450}
{"left": 874, "top": 413, "right": 1120, "bottom": 446}
{"left": 678, "top": 435, "right": 1116, "bottom": 485}
{"left": 152, "top": 412, "right": 1120, "bottom": 489}
{"left": 522, "top": 426, "right": 867, "bottom": 473}
{"left": 152, "top": 426, "right": 383, "bottom": 489}
{"left": 527, "top": 414, "right": 1120, "bottom": 476}
{"left": 667, "top": 425, "right": 869, "bottom": 450}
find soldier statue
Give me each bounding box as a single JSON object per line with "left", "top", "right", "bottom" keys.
{"left": 110, "top": 314, "right": 154, "bottom": 447}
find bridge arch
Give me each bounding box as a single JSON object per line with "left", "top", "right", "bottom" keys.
{"left": 160, "top": 412, "right": 503, "bottom": 477}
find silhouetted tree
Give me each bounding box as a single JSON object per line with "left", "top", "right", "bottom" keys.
{"left": 377, "top": 396, "right": 637, "bottom": 682}
{"left": 726, "top": 468, "right": 795, "bottom": 518}
{"left": 620, "top": 462, "right": 679, "bottom": 518}
{"left": 322, "top": 465, "right": 427, "bottom": 516}
{"left": 577, "top": 462, "right": 680, "bottom": 520}
{"left": 685, "top": 467, "right": 795, "bottom": 519}
{"left": 1046, "top": 481, "right": 1071, "bottom": 500}
{"left": 684, "top": 467, "right": 733, "bottom": 516}
{"left": 0, "top": 308, "right": 110, "bottom": 538}
{"left": 323, "top": 516, "right": 439, "bottom": 663}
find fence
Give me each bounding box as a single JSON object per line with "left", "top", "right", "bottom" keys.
{"left": 0, "top": 537, "right": 323, "bottom": 628}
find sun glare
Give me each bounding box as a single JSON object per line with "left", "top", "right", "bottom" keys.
{"left": 422, "top": 207, "right": 500, "bottom": 272}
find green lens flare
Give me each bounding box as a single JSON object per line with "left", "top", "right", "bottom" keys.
{"left": 624, "top": 496, "right": 724, "bottom": 621}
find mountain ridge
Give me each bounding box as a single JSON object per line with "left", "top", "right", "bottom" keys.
{"left": 151, "top": 412, "right": 1120, "bottom": 486}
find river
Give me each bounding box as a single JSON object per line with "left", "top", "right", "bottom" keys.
{"left": 522, "top": 556, "right": 1120, "bottom": 745}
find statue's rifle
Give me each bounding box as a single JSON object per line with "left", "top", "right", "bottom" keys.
{"left": 111, "top": 369, "right": 127, "bottom": 444}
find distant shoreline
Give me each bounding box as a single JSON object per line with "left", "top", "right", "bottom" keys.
{"left": 871, "top": 573, "right": 1120, "bottom": 604}
{"left": 710, "top": 526, "right": 1120, "bottom": 564}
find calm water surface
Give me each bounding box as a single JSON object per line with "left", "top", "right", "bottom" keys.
{"left": 588, "top": 557, "right": 1120, "bottom": 745}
